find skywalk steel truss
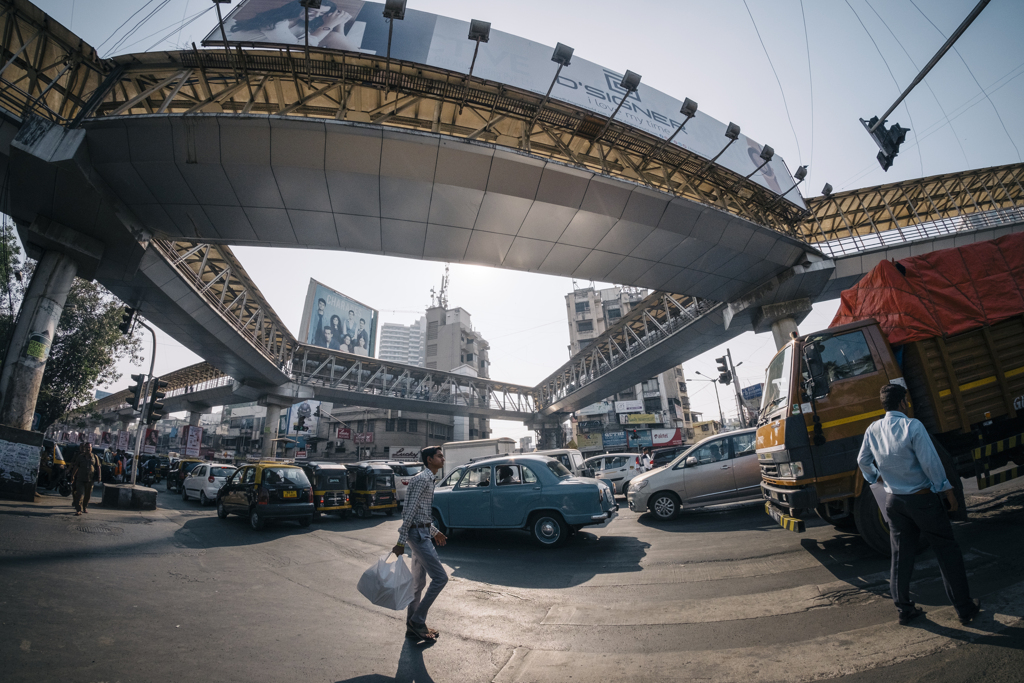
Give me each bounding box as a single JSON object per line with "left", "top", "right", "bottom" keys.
{"left": 803, "top": 162, "right": 1024, "bottom": 257}
{"left": 89, "top": 361, "right": 228, "bottom": 415}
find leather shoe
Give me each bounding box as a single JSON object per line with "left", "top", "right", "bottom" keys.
{"left": 898, "top": 606, "right": 925, "bottom": 625}
{"left": 959, "top": 599, "right": 981, "bottom": 626}
{"left": 405, "top": 621, "right": 435, "bottom": 641}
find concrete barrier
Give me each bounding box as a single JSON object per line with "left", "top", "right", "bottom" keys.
{"left": 101, "top": 483, "right": 157, "bottom": 510}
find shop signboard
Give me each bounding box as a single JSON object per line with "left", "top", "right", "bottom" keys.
{"left": 621, "top": 413, "right": 656, "bottom": 425}
{"left": 614, "top": 400, "right": 644, "bottom": 413}
{"left": 184, "top": 425, "right": 203, "bottom": 458}
{"left": 577, "top": 420, "right": 603, "bottom": 433}
{"left": 577, "top": 400, "right": 612, "bottom": 417}
{"left": 652, "top": 428, "right": 684, "bottom": 447}
{"left": 576, "top": 433, "right": 604, "bottom": 451}
{"left": 603, "top": 431, "right": 627, "bottom": 448}
{"left": 336, "top": 427, "right": 352, "bottom": 440}
{"left": 625, "top": 429, "right": 653, "bottom": 448}
{"left": 354, "top": 432, "right": 374, "bottom": 444}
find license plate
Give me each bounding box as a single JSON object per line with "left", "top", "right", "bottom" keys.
{"left": 283, "top": 490, "right": 297, "bottom": 498}
{"left": 764, "top": 501, "right": 805, "bottom": 532}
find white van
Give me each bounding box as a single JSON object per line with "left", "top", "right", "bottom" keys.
{"left": 442, "top": 438, "right": 517, "bottom": 477}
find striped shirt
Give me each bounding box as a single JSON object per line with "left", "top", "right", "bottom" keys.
{"left": 398, "top": 468, "right": 440, "bottom": 545}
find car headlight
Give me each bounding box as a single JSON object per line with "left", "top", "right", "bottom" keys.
{"left": 633, "top": 479, "right": 648, "bottom": 491}
{"left": 777, "top": 462, "right": 805, "bottom": 477}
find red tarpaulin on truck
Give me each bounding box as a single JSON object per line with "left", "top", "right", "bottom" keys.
{"left": 830, "top": 231, "right": 1024, "bottom": 345}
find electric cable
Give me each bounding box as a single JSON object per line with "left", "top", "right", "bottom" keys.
{"left": 907, "top": 0, "right": 1021, "bottom": 162}
{"left": 742, "top": 0, "right": 803, "bottom": 164}
{"left": 845, "top": 0, "right": 923, "bottom": 177}
{"left": 139, "top": 6, "right": 216, "bottom": 53}
{"left": 175, "top": 0, "right": 191, "bottom": 49}
{"left": 105, "top": 0, "right": 174, "bottom": 58}
{"left": 864, "top": 0, "right": 970, "bottom": 168}
{"left": 800, "top": 0, "right": 815, "bottom": 187}
{"left": 96, "top": 0, "right": 161, "bottom": 52}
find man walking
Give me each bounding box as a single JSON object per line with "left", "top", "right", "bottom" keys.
{"left": 70, "top": 443, "right": 101, "bottom": 515}
{"left": 857, "top": 384, "right": 980, "bottom": 626}
{"left": 393, "top": 446, "right": 448, "bottom": 641}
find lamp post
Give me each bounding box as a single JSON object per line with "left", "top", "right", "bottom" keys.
{"left": 693, "top": 371, "right": 726, "bottom": 430}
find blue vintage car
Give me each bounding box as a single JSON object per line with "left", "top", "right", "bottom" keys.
{"left": 431, "top": 454, "right": 618, "bottom": 547}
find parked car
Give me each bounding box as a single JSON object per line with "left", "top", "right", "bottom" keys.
{"left": 363, "top": 460, "right": 425, "bottom": 503}
{"left": 166, "top": 458, "right": 205, "bottom": 492}
{"left": 347, "top": 462, "right": 398, "bottom": 518}
{"left": 182, "top": 463, "right": 237, "bottom": 506}
{"left": 300, "top": 462, "right": 352, "bottom": 519}
{"left": 431, "top": 454, "right": 618, "bottom": 547}
{"left": 216, "top": 462, "right": 315, "bottom": 530}
{"left": 530, "top": 448, "right": 612, "bottom": 496}
{"left": 582, "top": 453, "right": 642, "bottom": 495}
{"left": 627, "top": 429, "right": 759, "bottom": 521}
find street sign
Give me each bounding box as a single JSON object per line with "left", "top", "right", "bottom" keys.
{"left": 741, "top": 384, "right": 764, "bottom": 401}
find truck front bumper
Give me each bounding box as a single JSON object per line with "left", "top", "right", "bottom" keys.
{"left": 760, "top": 481, "right": 818, "bottom": 510}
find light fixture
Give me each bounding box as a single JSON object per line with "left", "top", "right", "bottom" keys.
{"left": 794, "top": 165, "right": 808, "bottom": 181}
{"left": 697, "top": 122, "right": 742, "bottom": 176}
{"left": 725, "top": 122, "right": 741, "bottom": 140}
{"left": 728, "top": 143, "right": 775, "bottom": 193}
{"left": 759, "top": 145, "right": 775, "bottom": 162}
{"left": 822, "top": 183, "right": 833, "bottom": 197}
{"left": 468, "top": 19, "right": 491, "bottom": 43}
{"left": 551, "top": 42, "right": 573, "bottom": 67}
{"left": 591, "top": 69, "right": 642, "bottom": 142}
{"left": 639, "top": 97, "right": 698, "bottom": 172}
{"left": 211, "top": 0, "right": 237, "bottom": 78}
{"left": 383, "top": 0, "right": 406, "bottom": 20}
{"left": 680, "top": 97, "right": 698, "bottom": 118}
{"left": 768, "top": 164, "right": 809, "bottom": 206}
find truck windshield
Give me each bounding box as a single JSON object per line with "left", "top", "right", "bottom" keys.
{"left": 761, "top": 346, "right": 793, "bottom": 416}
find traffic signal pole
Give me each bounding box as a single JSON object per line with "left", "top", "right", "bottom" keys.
{"left": 130, "top": 319, "right": 157, "bottom": 487}
{"left": 726, "top": 349, "right": 748, "bottom": 428}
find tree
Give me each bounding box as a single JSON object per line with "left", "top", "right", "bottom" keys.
{"left": 0, "top": 223, "right": 142, "bottom": 431}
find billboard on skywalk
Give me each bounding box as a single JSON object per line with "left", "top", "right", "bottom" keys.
{"left": 299, "top": 279, "right": 378, "bottom": 357}
{"left": 204, "top": 1, "right": 804, "bottom": 209}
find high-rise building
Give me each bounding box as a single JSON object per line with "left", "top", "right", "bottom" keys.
{"left": 565, "top": 284, "right": 697, "bottom": 455}
{"left": 379, "top": 316, "right": 426, "bottom": 367}
{"left": 425, "top": 304, "right": 491, "bottom": 440}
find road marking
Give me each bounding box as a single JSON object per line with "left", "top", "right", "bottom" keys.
{"left": 499, "top": 580, "right": 1024, "bottom": 683}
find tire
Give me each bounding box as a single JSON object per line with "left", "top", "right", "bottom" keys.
{"left": 622, "top": 482, "right": 630, "bottom": 497}
{"left": 431, "top": 510, "right": 447, "bottom": 536}
{"left": 355, "top": 505, "right": 365, "bottom": 519}
{"left": 181, "top": 487, "right": 189, "bottom": 502}
{"left": 530, "top": 512, "right": 568, "bottom": 548}
{"left": 298, "top": 516, "right": 312, "bottom": 528}
{"left": 200, "top": 491, "right": 209, "bottom": 507}
{"left": 649, "top": 492, "right": 681, "bottom": 521}
{"left": 217, "top": 499, "right": 229, "bottom": 519}
{"left": 250, "top": 508, "right": 265, "bottom": 531}
{"left": 854, "top": 486, "right": 891, "bottom": 556}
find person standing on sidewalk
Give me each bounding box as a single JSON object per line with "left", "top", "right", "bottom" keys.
{"left": 69, "top": 444, "right": 101, "bottom": 516}
{"left": 857, "top": 383, "right": 980, "bottom": 626}
{"left": 392, "top": 446, "right": 448, "bottom": 641}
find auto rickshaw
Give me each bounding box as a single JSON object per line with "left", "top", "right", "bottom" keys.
{"left": 300, "top": 462, "right": 352, "bottom": 520}
{"left": 37, "top": 440, "right": 67, "bottom": 491}
{"left": 347, "top": 462, "right": 398, "bottom": 518}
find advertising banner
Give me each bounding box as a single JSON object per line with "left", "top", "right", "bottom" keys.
{"left": 299, "top": 279, "right": 378, "bottom": 356}
{"left": 184, "top": 425, "right": 203, "bottom": 458}
{"left": 205, "top": 2, "right": 805, "bottom": 209}
{"left": 143, "top": 429, "right": 159, "bottom": 454}
{"left": 603, "top": 431, "right": 627, "bottom": 448}
{"left": 626, "top": 430, "right": 653, "bottom": 448}
{"left": 577, "top": 420, "right": 603, "bottom": 433}
{"left": 614, "top": 400, "right": 644, "bottom": 414}
{"left": 621, "top": 413, "right": 656, "bottom": 425}
{"left": 354, "top": 432, "right": 374, "bottom": 444}
{"left": 652, "top": 429, "right": 684, "bottom": 447}
{"left": 100, "top": 432, "right": 112, "bottom": 447}
{"left": 117, "top": 430, "right": 130, "bottom": 451}
{"left": 336, "top": 427, "right": 352, "bottom": 440}
{"left": 577, "top": 400, "right": 612, "bottom": 417}
{"left": 576, "top": 433, "right": 604, "bottom": 452}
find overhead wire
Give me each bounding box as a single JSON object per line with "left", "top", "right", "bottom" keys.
{"left": 139, "top": 6, "right": 216, "bottom": 53}
{"left": 864, "top": 0, "right": 970, "bottom": 168}
{"left": 799, "top": 1, "right": 815, "bottom": 188}
{"left": 742, "top": 0, "right": 803, "bottom": 164}
{"left": 105, "top": 0, "right": 175, "bottom": 57}
{"left": 175, "top": 0, "right": 191, "bottom": 49}
{"left": 96, "top": 0, "right": 161, "bottom": 52}
{"left": 907, "top": 0, "right": 1021, "bottom": 162}
{"left": 845, "top": 0, "right": 923, "bottom": 177}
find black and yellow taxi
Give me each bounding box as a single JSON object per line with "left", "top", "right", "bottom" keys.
{"left": 167, "top": 458, "right": 205, "bottom": 492}
{"left": 347, "top": 462, "right": 398, "bottom": 518}
{"left": 216, "top": 461, "right": 315, "bottom": 530}
{"left": 300, "top": 461, "right": 352, "bottom": 519}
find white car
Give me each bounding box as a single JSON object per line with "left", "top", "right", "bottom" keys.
{"left": 182, "top": 464, "right": 237, "bottom": 506}
{"left": 363, "top": 460, "right": 425, "bottom": 503}
{"left": 583, "top": 454, "right": 642, "bottom": 495}
{"left": 627, "top": 429, "right": 760, "bottom": 520}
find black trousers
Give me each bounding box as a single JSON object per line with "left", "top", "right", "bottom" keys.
{"left": 886, "top": 492, "right": 973, "bottom": 618}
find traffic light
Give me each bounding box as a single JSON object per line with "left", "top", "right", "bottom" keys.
{"left": 118, "top": 307, "right": 135, "bottom": 335}
{"left": 716, "top": 356, "right": 732, "bottom": 385}
{"left": 296, "top": 415, "right": 307, "bottom": 432}
{"left": 128, "top": 373, "right": 146, "bottom": 411}
{"left": 145, "top": 379, "right": 169, "bottom": 424}
{"left": 861, "top": 116, "right": 910, "bottom": 171}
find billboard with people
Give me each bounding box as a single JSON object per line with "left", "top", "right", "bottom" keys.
{"left": 299, "top": 279, "right": 378, "bottom": 356}
{"left": 204, "top": 0, "right": 805, "bottom": 208}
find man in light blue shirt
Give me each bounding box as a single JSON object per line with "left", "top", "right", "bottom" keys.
{"left": 858, "top": 383, "right": 979, "bottom": 626}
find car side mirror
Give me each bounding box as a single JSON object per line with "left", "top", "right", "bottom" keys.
{"left": 685, "top": 456, "right": 697, "bottom": 467}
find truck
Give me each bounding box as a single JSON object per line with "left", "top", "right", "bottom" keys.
{"left": 441, "top": 438, "right": 517, "bottom": 477}
{"left": 758, "top": 232, "right": 1024, "bottom": 554}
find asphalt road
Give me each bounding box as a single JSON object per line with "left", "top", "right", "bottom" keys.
{"left": 2, "top": 478, "right": 1023, "bottom": 683}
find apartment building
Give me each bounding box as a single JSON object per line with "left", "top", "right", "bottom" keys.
{"left": 379, "top": 317, "right": 426, "bottom": 367}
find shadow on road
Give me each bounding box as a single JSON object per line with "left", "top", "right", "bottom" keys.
{"left": 173, "top": 511, "right": 393, "bottom": 548}
{"left": 335, "top": 638, "right": 436, "bottom": 683}
{"left": 634, "top": 499, "right": 780, "bottom": 533}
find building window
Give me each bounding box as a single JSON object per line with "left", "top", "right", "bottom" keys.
{"left": 407, "top": 420, "right": 418, "bottom": 433}
{"left": 577, "top": 320, "right": 594, "bottom": 333}
{"left": 466, "top": 353, "right": 474, "bottom": 361}
{"left": 678, "top": 381, "right": 687, "bottom": 393}
{"left": 644, "top": 398, "right": 661, "bottom": 413}
{"left": 427, "top": 321, "right": 438, "bottom": 340}
{"left": 607, "top": 307, "right": 621, "bottom": 320}
{"left": 397, "top": 419, "right": 407, "bottom": 432}
{"left": 386, "top": 419, "right": 395, "bottom": 432}
{"left": 575, "top": 301, "right": 590, "bottom": 313}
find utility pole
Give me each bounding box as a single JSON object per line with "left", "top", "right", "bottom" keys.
{"left": 693, "top": 372, "right": 726, "bottom": 430}
{"left": 726, "top": 349, "right": 748, "bottom": 428}
{"left": 129, "top": 319, "right": 157, "bottom": 487}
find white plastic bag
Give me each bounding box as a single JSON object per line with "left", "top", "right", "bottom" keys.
{"left": 357, "top": 553, "right": 415, "bottom": 610}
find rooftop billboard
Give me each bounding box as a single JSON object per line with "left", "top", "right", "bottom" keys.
{"left": 299, "top": 278, "right": 378, "bottom": 356}
{"left": 204, "top": 0, "right": 805, "bottom": 209}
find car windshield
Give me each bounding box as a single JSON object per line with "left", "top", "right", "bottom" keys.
{"left": 400, "top": 464, "right": 425, "bottom": 476}
{"left": 262, "top": 468, "right": 309, "bottom": 486}
{"left": 211, "top": 467, "right": 235, "bottom": 477}
{"left": 761, "top": 345, "right": 793, "bottom": 416}
{"left": 546, "top": 460, "right": 571, "bottom": 478}
{"left": 183, "top": 461, "right": 203, "bottom": 473}
{"left": 375, "top": 474, "right": 393, "bottom": 489}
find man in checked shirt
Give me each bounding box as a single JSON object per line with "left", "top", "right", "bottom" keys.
{"left": 393, "top": 446, "right": 448, "bottom": 641}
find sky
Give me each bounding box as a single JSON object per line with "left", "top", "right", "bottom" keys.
{"left": 29, "top": 0, "right": 1024, "bottom": 443}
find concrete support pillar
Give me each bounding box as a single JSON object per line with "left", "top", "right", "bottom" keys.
{"left": 752, "top": 298, "right": 813, "bottom": 351}
{"left": 771, "top": 317, "right": 800, "bottom": 351}
{"left": 189, "top": 411, "right": 202, "bottom": 427}
{"left": 0, "top": 250, "right": 79, "bottom": 429}
{"left": 262, "top": 404, "right": 282, "bottom": 460}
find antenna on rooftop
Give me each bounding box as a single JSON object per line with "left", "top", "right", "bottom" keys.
{"left": 437, "top": 264, "right": 449, "bottom": 309}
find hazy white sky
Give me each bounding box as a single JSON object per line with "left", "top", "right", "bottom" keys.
{"left": 33, "top": 0, "right": 1024, "bottom": 442}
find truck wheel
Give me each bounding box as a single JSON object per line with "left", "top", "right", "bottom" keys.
{"left": 854, "top": 487, "right": 890, "bottom": 556}
{"left": 530, "top": 512, "right": 568, "bottom": 547}
{"left": 649, "top": 492, "right": 681, "bottom": 521}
